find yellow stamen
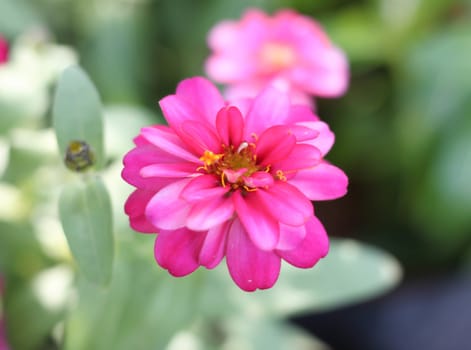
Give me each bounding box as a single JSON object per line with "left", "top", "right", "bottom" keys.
{"left": 220, "top": 172, "right": 227, "bottom": 188}
{"left": 243, "top": 185, "right": 258, "bottom": 192}
{"left": 200, "top": 150, "right": 223, "bottom": 166}
{"left": 276, "top": 170, "right": 287, "bottom": 181}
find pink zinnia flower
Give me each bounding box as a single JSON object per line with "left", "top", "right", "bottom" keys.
{"left": 205, "top": 9, "right": 349, "bottom": 105}
{"left": 122, "top": 77, "right": 348, "bottom": 291}
{"left": 0, "top": 35, "right": 8, "bottom": 65}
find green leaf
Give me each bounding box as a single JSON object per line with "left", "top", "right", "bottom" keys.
{"left": 4, "top": 281, "right": 63, "bottom": 350}
{"left": 0, "top": 0, "right": 40, "bottom": 36}
{"left": 325, "top": 7, "right": 388, "bottom": 63}
{"left": 182, "top": 317, "right": 326, "bottom": 350}
{"left": 58, "top": 176, "right": 114, "bottom": 285}
{"left": 104, "top": 105, "right": 164, "bottom": 159}
{"left": 200, "top": 238, "right": 401, "bottom": 318}
{"left": 53, "top": 65, "right": 105, "bottom": 170}
{"left": 396, "top": 24, "right": 471, "bottom": 253}
{"left": 413, "top": 117, "right": 471, "bottom": 251}
{"left": 64, "top": 245, "right": 202, "bottom": 350}
{"left": 221, "top": 318, "right": 327, "bottom": 350}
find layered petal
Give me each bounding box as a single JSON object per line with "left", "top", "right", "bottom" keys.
{"left": 145, "top": 179, "right": 192, "bottom": 230}
{"left": 181, "top": 175, "right": 228, "bottom": 203}
{"left": 272, "top": 143, "right": 321, "bottom": 173}
{"left": 154, "top": 228, "right": 205, "bottom": 276}
{"left": 255, "top": 125, "right": 297, "bottom": 166}
{"left": 175, "top": 77, "right": 225, "bottom": 124}
{"left": 302, "top": 121, "right": 335, "bottom": 156}
{"left": 226, "top": 219, "right": 281, "bottom": 291}
{"left": 244, "top": 85, "right": 290, "bottom": 138}
{"left": 216, "top": 106, "right": 244, "bottom": 147}
{"left": 159, "top": 95, "right": 204, "bottom": 131}
{"left": 286, "top": 104, "right": 320, "bottom": 123}
{"left": 277, "top": 216, "right": 329, "bottom": 268}
{"left": 186, "top": 195, "right": 234, "bottom": 231}
{"left": 255, "top": 182, "right": 313, "bottom": 226}
{"left": 180, "top": 120, "right": 222, "bottom": 154}
{"left": 243, "top": 171, "right": 274, "bottom": 188}
{"left": 140, "top": 162, "right": 197, "bottom": 178}
{"left": 276, "top": 223, "right": 306, "bottom": 251}
{"left": 140, "top": 126, "right": 200, "bottom": 162}
{"left": 124, "top": 189, "right": 157, "bottom": 233}
{"left": 233, "top": 191, "right": 279, "bottom": 250}
{"left": 199, "top": 221, "right": 230, "bottom": 269}
{"left": 122, "top": 144, "right": 179, "bottom": 190}
{"left": 290, "top": 162, "right": 348, "bottom": 201}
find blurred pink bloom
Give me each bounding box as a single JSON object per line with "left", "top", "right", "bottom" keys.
{"left": 205, "top": 9, "right": 349, "bottom": 105}
{"left": 122, "top": 77, "right": 348, "bottom": 291}
{"left": 0, "top": 35, "right": 8, "bottom": 64}
{"left": 0, "top": 320, "right": 8, "bottom": 350}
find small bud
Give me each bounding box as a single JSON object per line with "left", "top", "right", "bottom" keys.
{"left": 64, "top": 140, "right": 95, "bottom": 172}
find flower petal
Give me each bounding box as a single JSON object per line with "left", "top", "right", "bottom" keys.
{"left": 122, "top": 144, "right": 179, "bottom": 190}
{"left": 233, "top": 191, "right": 279, "bottom": 250}
{"left": 243, "top": 171, "right": 274, "bottom": 188}
{"left": 299, "top": 121, "right": 335, "bottom": 156}
{"left": 141, "top": 126, "right": 200, "bottom": 162}
{"left": 216, "top": 106, "right": 244, "bottom": 147}
{"left": 140, "top": 162, "right": 197, "bottom": 178}
{"left": 154, "top": 228, "right": 204, "bottom": 277}
{"left": 226, "top": 219, "right": 281, "bottom": 291}
{"left": 244, "top": 85, "right": 290, "bottom": 138}
{"left": 205, "top": 55, "right": 255, "bottom": 82}
{"left": 287, "top": 105, "right": 320, "bottom": 123}
{"left": 180, "top": 120, "right": 222, "bottom": 154}
{"left": 255, "top": 125, "right": 297, "bottom": 166}
{"left": 290, "top": 162, "right": 348, "bottom": 201}
{"left": 186, "top": 195, "right": 234, "bottom": 231}
{"left": 255, "top": 182, "right": 313, "bottom": 226}
{"left": 289, "top": 46, "right": 349, "bottom": 97}
{"left": 180, "top": 175, "right": 228, "bottom": 203}
{"left": 145, "top": 178, "right": 192, "bottom": 230}
{"left": 207, "top": 20, "right": 240, "bottom": 52}
{"left": 124, "top": 189, "right": 157, "bottom": 233}
{"left": 159, "top": 95, "right": 203, "bottom": 131}
{"left": 199, "top": 221, "right": 230, "bottom": 269}
{"left": 175, "top": 77, "right": 225, "bottom": 124}
{"left": 276, "top": 223, "right": 306, "bottom": 250}
{"left": 277, "top": 216, "right": 329, "bottom": 268}
{"left": 272, "top": 144, "right": 321, "bottom": 172}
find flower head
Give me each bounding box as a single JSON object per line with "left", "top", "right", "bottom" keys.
{"left": 122, "top": 77, "right": 348, "bottom": 291}
{"left": 205, "top": 9, "right": 349, "bottom": 105}
{"left": 0, "top": 35, "right": 8, "bottom": 65}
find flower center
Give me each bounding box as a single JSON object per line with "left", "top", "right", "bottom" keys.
{"left": 199, "top": 142, "right": 261, "bottom": 190}
{"left": 259, "top": 42, "right": 296, "bottom": 73}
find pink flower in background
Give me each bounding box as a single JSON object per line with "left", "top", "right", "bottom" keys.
{"left": 0, "top": 318, "right": 8, "bottom": 350}
{"left": 205, "top": 9, "right": 349, "bottom": 105}
{"left": 122, "top": 77, "right": 347, "bottom": 291}
{"left": 0, "top": 35, "right": 8, "bottom": 65}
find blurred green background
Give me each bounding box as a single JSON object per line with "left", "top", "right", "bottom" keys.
{"left": 1, "top": 0, "right": 470, "bottom": 349}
